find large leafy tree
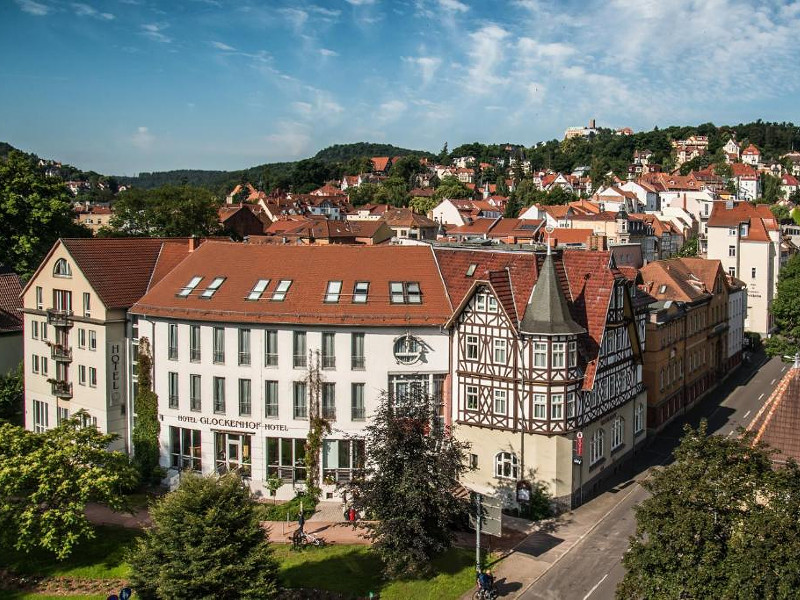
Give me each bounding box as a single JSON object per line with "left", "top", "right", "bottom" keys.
{"left": 0, "top": 415, "right": 138, "bottom": 559}
{"left": 432, "top": 175, "right": 473, "bottom": 202}
{"left": 0, "top": 362, "right": 24, "bottom": 425}
{"left": 128, "top": 472, "right": 280, "bottom": 599}
{"left": 0, "top": 151, "right": 90, "bottom": 277}
{"left": 348, "top": 391, "right": 470, "bottom": 578}
{"left": 618, "top": 421, "right": 800, "bottom": 599}
{"left": 765, "top": 253, "right": 800, "bottom": 359}
{"left": 107, "top": 185, "right": 221, "bottom": 237}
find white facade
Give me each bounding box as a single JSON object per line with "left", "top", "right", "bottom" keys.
{"left": 727, "top": 285, "right": 746, "bottom": 361}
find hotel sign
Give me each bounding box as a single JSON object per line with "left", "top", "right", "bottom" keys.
{"left": 175, "top": 414, "right": 292, "bottom": 432}
{"left": 107, "top": 341, "right": 125, "bottom": 407}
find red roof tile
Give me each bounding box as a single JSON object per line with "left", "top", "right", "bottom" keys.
{"left": 0, "top": 268, "right": 23, "bottom": 333}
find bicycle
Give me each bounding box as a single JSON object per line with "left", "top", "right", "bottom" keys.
{"left": 291, "top": 528, "right": 326, "bottom": 549}
{"left": 472, "top": 585, "right": 498, "bottom": 600}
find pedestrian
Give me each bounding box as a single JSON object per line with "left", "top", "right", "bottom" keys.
{"left": 297, "top": 510, "right": 305, "bottom": 535}
{"left": 348, "top": 506, "right": 356, "bottom": 527}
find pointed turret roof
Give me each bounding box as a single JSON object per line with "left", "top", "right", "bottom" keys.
{"left": 519, "top": 249, "right": 585, "bottom": 335}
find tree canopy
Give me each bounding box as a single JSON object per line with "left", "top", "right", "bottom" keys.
{"left": 618, "top": 421, "right": 800, "bottom": 599}
{"left": 765, "top": 253, "right": 800, "bottom": 359}
{"left": 0, "top": 363, "right": 23, "bottom": 425}
{"left": 348, "top": 391, "right": 470, "bottom": 578}
{"left": 0, "top": 151, "right": 90, "bottom": 277}
{"left": 127, "top": 472, "right": 280, "bottom": 599}
{"left": 432, "top": 175, "right": 473, "bottom": 202}
{"left": 0, "top": 416, "right": 138, "bottom": 559}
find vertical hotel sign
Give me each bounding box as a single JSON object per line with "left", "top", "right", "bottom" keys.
{"left": 107, "top": 341, "right": 126, "bottom": 407}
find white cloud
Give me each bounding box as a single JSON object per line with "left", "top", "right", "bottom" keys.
{"left": 141, "top": 23, "right": 171, "bottom": 43}
{"left": 72, "top": 3, "right": 114, "bottom": 20}
{"left": 403, "top": 56, "right": 441, "bottom": 85}
{"left": 439, "top": 0, "right": 469, "bottom": 12}
{"left": 14, "top": 0, "right": 50, "bottom": 16}
{"left": 279, "top": 7, "right": 308, "bottom": 31}
{"left": 381, "top": 100, "right": 407, "bottom": 113}
{"left": 346, "top": 0, "right": 376, "bottom": 5}
{"left": 211, "top": 41, "right": 236, "bottom": 51}
{"left": 319, "top": 48, "right": 338, "bottom": 57}
{"left": 309, "top": 5, "right": 341, "bottom": 18}
{"left": 466, "top": 23, "right": 510, "bottom": 90}
{"left": 131, "top": 126, "right": 155, "bottom": 150}
{"left": 264, "top": 122, "right": 312, "bottom": 158}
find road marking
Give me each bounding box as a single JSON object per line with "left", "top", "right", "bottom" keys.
{"left": 743, "top": 410, "right": 751, "bottom": 420}
{"left": 771, "top": 378, "right": 777, "bottom": 385}
{"left": 583, "top": 574, "right": 609, "bottom": 600}
{"left": 727, "top": 431, "right": 734, "bottom": 437}
{"left": 759, "top": 393, "right": 765, "bottom": 401}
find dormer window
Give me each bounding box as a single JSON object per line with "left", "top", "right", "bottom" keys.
{"left": 247, "top": 279, "right": 269, "bottom": 301}
{"left": 53, "top": 258, "right": 72, "bottom": 277}
{"left": 200, "top": 277, "right": 226, "bottom": 299}
{"left": 324, "top": 281, "right": 342, "bottom": 303}
{"left": 740, "top": 224, "right": 749, "bottom": 237}
{"left": 271, "top": 280, "right": 292, "bottom": 301}
{"left": 178, "top": 276, "right": 203, "bottom": 297}
{"left": 353, "top": 281, "right": 369, "bottom": 303}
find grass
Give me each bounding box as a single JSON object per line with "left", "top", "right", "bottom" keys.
{"left": 254, "top": 493, "right": 318, "bottom": 521}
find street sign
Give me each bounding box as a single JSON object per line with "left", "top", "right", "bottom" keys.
{"left": 468, "top": 492, "right": 503, "bottom": 538}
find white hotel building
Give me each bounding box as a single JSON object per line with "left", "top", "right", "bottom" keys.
{"left": 130, "top": 243, "right": 452, "bottom": 500}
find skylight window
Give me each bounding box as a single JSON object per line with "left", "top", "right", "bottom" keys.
{"left": 390, "top": 282, "right": 405, "bottom": 303}
{"left": 272, "top": 280, "right": 292, "bottom": 301}
{"left": 466, "top": 264, "right": 477, "bottom": 277}
{"left": 247, "top": 279, "right": 270, "bottom": 301}
{"left": 389, "top": 281, "right": 422, "bottom": 304}
{"left": 658, "top": 284, "right": 667, "bottom": 294}
{"left": 353, "top": 281, "right": 369, "bottom": 303}
{"left": 200, "top": 277, "right": 226, "bottom": 299}
{"left": 178, "top": 276, "right": 203, "bottom": 297}
{"left": 325, "top": 281, "right": 342, "bottom": 303}
{"left": 407, "top": 282, "right": 422, "bottom": 304}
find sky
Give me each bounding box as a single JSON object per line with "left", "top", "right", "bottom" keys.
{"left": 2, "top": 0, "right": 800, "bottom": 175}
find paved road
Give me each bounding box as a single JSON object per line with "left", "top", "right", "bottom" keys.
{"left": 521, "top": 353, "right": 789, "bottom": 600}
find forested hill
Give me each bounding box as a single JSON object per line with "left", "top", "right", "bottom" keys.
{"left": 312, "top": 142, "right": 435, "bottom": 163}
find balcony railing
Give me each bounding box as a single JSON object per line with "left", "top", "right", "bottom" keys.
{"left": 323, "top": 468, "right": 365, "bottom": 484}
{"left": 238, "top": 352, "right": 251, "bottom": 366}
{"left": 322, "top": 355, "right": 336, "bottom": 370}
{"left": 293, "top": 354, "right": 307, "bottom": 368}
{"left": 351, "top": 355, "right": 365, "bottom": 370}
{"left": 47, "top": 309, "right": 73, "bottom": 328}
{"left": 50, "top": 380, "right": 73, "bottom": 399}
{"left": 50, "top": 344, "right": 73, "bottom": 362}
{"left": 322, "top": 405, "right": 336, "bottom": 420}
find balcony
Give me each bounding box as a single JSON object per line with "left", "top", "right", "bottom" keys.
{"left": 322, "top": 355, "right": 336, "bottom": 370}
{"left": 50, "top": 380, "right": 73, "bottom": 399}
{"left": 47, "top": 309, "right": 73, "bottom": 328}
{"left": 49, "top": 343, "right": 73, "bottom": 362}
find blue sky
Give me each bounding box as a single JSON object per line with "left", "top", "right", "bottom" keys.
{"left": 3, "top": 0, "right": 800, "bottom": 175}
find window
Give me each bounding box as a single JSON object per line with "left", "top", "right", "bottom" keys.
{"left": 466, "top": 335, "right": 479, "bottom": 360}
{"left": 33, "top": 400, "right": 48, "bottom": 433}
{"left": 265, "top": 381, "right": 279, "bottom": 418}
{"left": 266, "top": 437, "right": 306, "bottom": 481}
{"left": 533, "top": 394, "right": 546, "bottom": 419}
{"left": 493, "top": 389, "right": 507, "bottom": 415}
{"left": 190, "top": 325, "right": 201, "bottom": 361}
{"left": 493, "top": 338, "right": 507, "bottom": 363}
{"left": 488, "top": 295, "right": 498, "bottom": 312}
{"left": 31, "top": 321, "right": 39, "bottom": 339}
{"left": 353, "top": 281, "right": 369, "bottom": 303}
{"left": 470, "top": 453, "right": 479, "bottom": 469}
{"left": 271, "top": 280, "right": 292, "bottom": 301}
{"left": 170, "top": 426, "right": 202, "bottom": 471}
{"left": 53, "top": 258, "right": 71, "bottom": 277}
{"left": 351, "top": 333, "right": 365, "bottom": 370}
{"left": 247, "top": 279, "right": 269, "bottom": 301}
{"left": 213, "top": 327, "right": 225, "bottom": 363}
{"left": 476, "top": 294, "right": 487, "bottom": 312}
{"left": 293, "top": 331, "right": 307, "bottom": 368}
{"left": 265, "top": 330, "right": 278, "bottom": 366}
{"left": 740, "top": 224, "right": 749, "bottom": 237}
{"left": 533, "top": 342, "right": 547, "bottom": 368}
{"left": 58, "top": 407, "right": 69, "bottom": 425}
{"left": 394, "top": 335, "right": 421, "bottom": 365}
{"left": 239, "top": 378, "right": 252, "bottom": 416}
{"left": 190, "top": 374, "right": 201, "bottom": 411}
{"left": 41, "top": 356, "right": 48, "bottom": 375}
{"left": 389, "top": 281, "right": 421, "bottom": 303}
{"left": 53, "top": 289, "right": 72, "bottom": 311}
{"left": 293, "top": 382, "right": 307, "bottom": 419}
{"left": 729, "top": 227, "right": 737, "bottom": 236}
{"left": 83, "top": 292, "right": 91, "bottom": 318}
{"left": 322, "top": 438, "right": 366, "bottom": 481}
{"left": 590, "top": 429, "right": 604, "bottom": 466}
{"left": 168, "top": 323, "right": 178, "bottom": 359}
{"left": 238, "top": 328, "right": 251, "bottom": 365}
{"left": 728, "top": 266, "right": 736, "bottom": 277}
{"left": 751, "top": 267, "right": 757, "bottom": 279}
{"left": 494, "top": 452, "right": 518, "bottom": 479}
{"left": 213, "top": 376, "right": 225, "bottom": 413}
{"left": 552, "top": 342, "right": 566, "bottom": 368}
{"left": 178, "top": 276, "right": 203, "bottom": 297}
{"left": 214, "top": 432, "right": 252, "bottom": 477}
{"left": 200, "top": 276, "right": 225, "bottom": 299}
{"left": 322, "top": 382, "right": 336, "bottom": 419}
{"left": 322, "top": 332, "right": 336, "bottom": 369}
{"left": 569, "top": 341, "right": 577, "bottom": 368}
{"left": 466, "top": 385, "right": 479, "bottom": 410}
{"left": 466, "top": 263, "right": 477, "bottom": 277}
{"left": 551, "top": 393, "right": 564, "bottom": 419}
{"left": 168, "top": 372, "right": 179, "bottom": 408}
{"left": 89, "top": 330, "right": 96, "bottom": 351}
{"left": 351, "top": 383, "right": 365, "bottom": 420}
{"left": 728, "top": 245, "right": 736, "bottom": 257}
{"left": 611, "top": 417, "right": 624, "bottom": 450}
{"left": 566, "top": 392, "right": 576, "bottom": 418}
{"left": 79, "top": 364, "right": 86, "bottom": 384}
{"left": 89, "top": 367, "right": 97, "bottom": 387}
{"left": 35, "top": 286, "right": 43, "bottom": 310}
{"left": 634, "top": 402, "right": 644, "bottom": 434}
{"left": 389, "top": 281, "right": 405, "bottom": 303}
{"left": 324, "top": 281, "right": 342, "bottom": 303}
{"left": 658, "top": 284, "right": 667, "bottom": 294}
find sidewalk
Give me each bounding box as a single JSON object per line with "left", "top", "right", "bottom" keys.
{"left": 263, "top": 520, "right": 371, "bottom": 545}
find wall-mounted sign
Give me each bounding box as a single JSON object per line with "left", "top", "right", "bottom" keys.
{"left": 175, "top": 414, "right": 294, "bottom": 432}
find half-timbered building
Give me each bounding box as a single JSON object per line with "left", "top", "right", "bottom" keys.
{"left": 434, "top": 246, "right": 649, "bottom": 508}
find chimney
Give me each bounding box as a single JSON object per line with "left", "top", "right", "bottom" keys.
{"left": 189, "top": 236, "right": 198, "bottom": 252}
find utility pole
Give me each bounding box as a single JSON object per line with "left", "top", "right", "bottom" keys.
{"left": 475, "top": 492, "right": 482, "bottom": 573}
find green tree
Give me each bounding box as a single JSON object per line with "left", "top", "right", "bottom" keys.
{"left": 618, "top": 421, "right": 800, "bottom": 599}
{"left": 0, "top": 362, "right": 24, "bottom": 425}
{"left": 389, "top": 155, "right": 426, "bottom": 185}
{"left": 127, "top": 472, "right": 280, "bottom": 599}
{"left": 761, "top": 173, "right": 784, "bottom": 204}
{"left": 346, "top": 182, "right": 381, "bottom": 207}
{"left": 432, "top": 175, "right": 473, "bottom": 202}
{"left": 771, "top": 203, "right": 791, "bottom": 222}
{"left": 409, "top": 195, "right": 438, "bottom": 215}
{"left": 109, "top": 185, "right": 221, "bottom": 237}
{"left": 0, "top": 151, "right": 90, "bottom": 277}
{"left": 765, "top": 253, "right": 800, "bottom": 359}
{"left": 677, "top": 235, "right": 699, "bottom": 257}
{"left": 438, "top": 142, "right": 450, "bottom": 165}
{"left": 132, "top": 337, "right": 161, "bottom": 484}
{"left": 0, "top": 415, "right": 138, "bottom": 559}
{"left": 375, "top": 176, "right": 411, "bottom": 207}
{"left": 348, "top": 391, "right": 470, "bottom": 578}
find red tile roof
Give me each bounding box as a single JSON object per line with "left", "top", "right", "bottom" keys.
{"left": 371, "top": 157, "right": 391, "bottom": 172}
{"left": 750, "top": 368, "right": 800, "bottom": 464}
{"left": 707, "top": 201, "right": 778, "bottom": 242}
{"left": 0, "top": 267, "right": 23, "bottom": 333}
{"left": 132, "top": 243, "right": 452, "bottom": 326}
